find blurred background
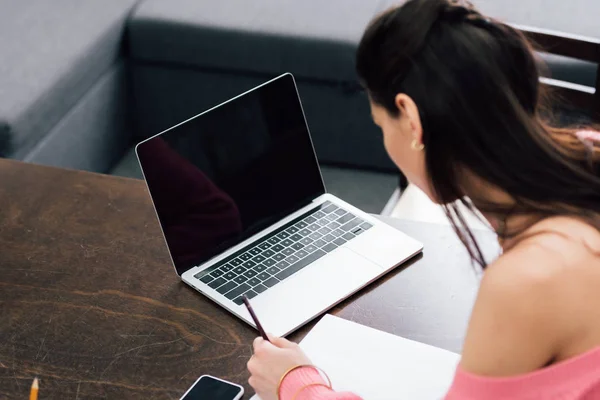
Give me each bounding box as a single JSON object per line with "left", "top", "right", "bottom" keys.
{"left": 0, "top": 0, "right": 597, "bottom": 223}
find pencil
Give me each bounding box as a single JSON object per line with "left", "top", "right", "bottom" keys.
{"left": 242, "top": 295, "right": 270, "bottom": 342}
{"left": 30, "top": 377, "right": 38, "bottom": 400}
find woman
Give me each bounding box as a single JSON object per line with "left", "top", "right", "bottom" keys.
{"left": 247, "top": 0, "right": 600, "bottom": 398}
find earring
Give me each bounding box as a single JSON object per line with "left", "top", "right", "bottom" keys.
{"left": 411, "top": 139, "right": 425, "bottom": 151}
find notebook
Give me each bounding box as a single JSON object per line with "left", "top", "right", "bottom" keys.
{"left": 250, "top": 314, "right": 460, "bottom": 400}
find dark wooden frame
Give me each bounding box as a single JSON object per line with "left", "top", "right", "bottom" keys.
{"left": 515, "top": 24, "right": 600, "bottom": 117}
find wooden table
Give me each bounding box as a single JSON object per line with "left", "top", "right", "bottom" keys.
{"left": 0, "top": 159, "right": 500, "bottom": 399}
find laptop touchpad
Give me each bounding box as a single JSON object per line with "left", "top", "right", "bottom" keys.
{"left": 252, "top": 248, "right": 381, "bottom": 336}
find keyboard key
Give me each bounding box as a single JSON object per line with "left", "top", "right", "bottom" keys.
{"left": 276, "top": 231, "right": 290, "bottom": 240}
{"left": 281, "top": 239, "right": 293, "bottom": 247}
{"left": 305, "top": 245, "right": 318, "bottom": 253}
{"left": 327, "top": 221, "right": 341, "bottom": 230}
{"left": 263, "top": 259, "right": 276, "bottom": 267}
{"left": 242, "top": 260, "right": 256, "bottom": 269}
{"left": 262, "top": 249, "right": 275, "bottom": 258}
{"left": 342, "top": 219, "right": 362, "bottom": 232}
{"left": 334, "top": 209, "right": 347, "bottom": 216}
{"left": 323, "top": 214, "right": 336, "bottom": 222}
{"left": 244, "top": 270, "right": 258, "bottom": 278}
{"left": 314, "top": 219, "right": 327, "bottom": 227}
{"left": 225, "top": 284, "right": 250, "bottom": 300}
{"left": 267, "top": 266, "right": 281, "bottom": 275}
{"left": 247, "top": 277, "right": 261, "bottom": 287}
{"left": 314, "top": 211, "right": 325, "bottom": 219}
{"left": 246, "top": 290, "right": 258, "bottom": 299}
{"left": 352, "top": 227, "right": 365, "bottom": 236}
{"left": 276, "top": 249, "right": 327, "bottom": 280}
{"left": 308, "top": 223, "right": 321, "bottom": 231}
{"left": 230, "top": 258, "right": 243, "bottom": 266}
{"left": 309, "top": 232, "right": 322, "bottom": 240}
{"left": 208, "top": 277, "right": 227, "bottom": 289}
{"left": 342, "top": 232, "right": 355, "bottom": 241}
{"left": 296, "top": 221, "right": 308, "bottom": 229}
{"left": 296, "top": 250, "right": 308, "bottom": 258}
{"left": 240, "top": 253, "right": 252, "bottom": 261}
{"left": 314, "top": 239, "right": 327, "bottom": 248}
{"left": 253, "top": 255, "right": 266, "bottom": 263}
{"left": 198, "top": 274, "right": 213, "bottom": 284}
{"left": 233, "top": 266, "right": 246, "bottom": 275}
{"left": 333, "top": 229, "right": 345, "bottom": 237}
{"left": 263, "top": 277, "right": 280, "bottom": 288}
{"left": 268, "top": 237, "right": 281, "bottom": 245}
{"left": 318, "top": 226, "right": 332, "bottom": 235}
{"left": 257, "top": 272, "right": 271, "bottom": 281}
{"left": 300, "top": 237, "right": 313, "bottom": 245}
{"left": 360, "top": 222, "right": 373, "bottom": 230}
{"left": 282, "top": 248, "right": 295, "bottom": 256}
{"left": 272, "top": 244, "right": 285, "bottom": 252}
{"left": 333, "top": 238, "right": 346, "bottom": 246}
{"left": 337, "top": 213, "right": 355, "bottom": 224}
{"left": 299, "top": 229, "right": 311, "bottom": 236}
{"left": 224, "top": 272, "right": 237, "bottom": 280}
{"left": 255, "top": 264, "right": 267, "bottom": 273}
{"left": 234, "top": 275, "right": 248, "bottom": 284}
{"left": 286, "top": 252, "right": 302, "bottom": 264}
{"left": 304, "top": 216, "right": 317, "bottom": 224}
{"left": 286, "top": 226, "right": 299, "bottom": 234}
{"left": 221, "top": 264, "right": 233, "bottom": 272}
{"left": 276, "top": 260, "right": 289, "bottom": 269}
{"left": 290, "top": 234, "right": 303, "bottom": 242}
{"left": 323, "top": 234, "right": 336, "bottom": 242}
{"left": 322, "top": 243, "right": 338, "bottom": 253}
{"left": 254, "top": 284, "right": 267, "bottom": 294}
{"left": 216, "top": 281, "right": 238, "bottom": 295}
{"left": 315, "top": 218, "right": 329, "bottom": 226}
{"left": 233, "top": 297, "right": 245, "bottom": 305}
{"left": 249, "top": 248, "right": 261, "bottom": 256}
{"left": 292, "top": 243, "right": 304, "bottom": 250}
{"left": 258, "top": 242, "right": 271, "bottom": 250}
{"left": 210, "top": 269, "right": 224, "bottom": 278}
{"left": 272, "top": 253, "right": 285, "bottom": 261}
{"left": 322, "top": 204, "right": 338, "bottom": 214}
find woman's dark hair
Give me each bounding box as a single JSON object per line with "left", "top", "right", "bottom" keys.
{"left": 356, "top": 0, "right": 600, "bottom": 267}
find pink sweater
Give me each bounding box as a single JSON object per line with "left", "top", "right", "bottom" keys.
{"left": 281, "top": 130, "right": 600, "bottom": 399}
{"left": 280, "top": 347, "right": 600, "bottom": 399}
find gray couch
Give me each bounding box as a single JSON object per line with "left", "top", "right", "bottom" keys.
{"left": 2, "top": 0, "right": 599, "bottom": 212}
{"left": 0, "top": 0, "right": 137, "bottom": 173}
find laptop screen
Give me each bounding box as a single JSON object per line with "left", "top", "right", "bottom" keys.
{"left": 136, "top": 74, "right": 325, "bottom": 275}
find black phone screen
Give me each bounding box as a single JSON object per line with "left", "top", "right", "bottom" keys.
{"left": 180, "top": 376, "right": 242, "bottom": 400}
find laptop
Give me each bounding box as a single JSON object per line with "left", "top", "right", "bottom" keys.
{"left": 136, "top": 73, "right": 423, "bottom": 337}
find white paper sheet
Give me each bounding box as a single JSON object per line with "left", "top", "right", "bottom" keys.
{"left": 251, "top": 314, "right": 459, "bottom": 400}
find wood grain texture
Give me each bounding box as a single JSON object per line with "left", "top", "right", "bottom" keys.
{"left": 0, "top": 159, "right": 500, "bottom": 399}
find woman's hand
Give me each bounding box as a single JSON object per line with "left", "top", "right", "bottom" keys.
{"left": 247, "top": 335, "right": 312, "bottom": 400}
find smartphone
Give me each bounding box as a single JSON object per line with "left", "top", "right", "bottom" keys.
{"left": 180, "top": 375, "right": 244, "bottom": 400}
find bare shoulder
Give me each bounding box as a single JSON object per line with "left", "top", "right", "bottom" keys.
{"left": 460, "top": 216, "right": 600, "bottom": 377}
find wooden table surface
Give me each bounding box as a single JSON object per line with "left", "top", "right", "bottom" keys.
{"left": 0, "top": 159, "right": 500, "bottom": 399}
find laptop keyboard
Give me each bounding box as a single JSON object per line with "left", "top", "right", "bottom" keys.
{"left": 193, "top": 201, "right": 373, "bottom": 305}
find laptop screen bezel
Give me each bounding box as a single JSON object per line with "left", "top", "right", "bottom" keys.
{"left": 136, "top": 73, "right": 327, "bottom": 276}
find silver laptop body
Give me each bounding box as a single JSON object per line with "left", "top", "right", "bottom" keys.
{"left": 136, "top": 73, "right": 423, "bottom": 337}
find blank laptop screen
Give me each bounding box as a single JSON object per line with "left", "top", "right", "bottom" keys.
{"left": 136, "top": 74, "right": 325, "bottom": 275}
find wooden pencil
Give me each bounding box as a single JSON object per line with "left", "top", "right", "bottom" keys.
{"left": 29, "top": 377, "right": 38, "bottom": 400}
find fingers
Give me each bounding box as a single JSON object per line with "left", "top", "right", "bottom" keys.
{"left": 269, "top": 334, "right": 296, "bottom": 348}
{"left": 252, "top": 334, "right": 297, "bottom": 355}
{"left": 253, "top": 336, "right": 263, "bottom": 351}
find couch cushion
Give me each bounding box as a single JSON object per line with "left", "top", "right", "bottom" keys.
{"left": 0, "top": 0, "right": 139, "bottom": 158}
{"left": 128, "top": 0, "right": 381, "bottom": 83}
